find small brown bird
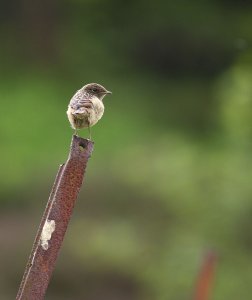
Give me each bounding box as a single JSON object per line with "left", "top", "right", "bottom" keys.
{"left": 67, "top": 83, "right": 112, "bottom": 139}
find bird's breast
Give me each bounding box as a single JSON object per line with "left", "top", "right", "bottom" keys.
{"left": 88, "top": 97, "right": 104, "bottom": 126}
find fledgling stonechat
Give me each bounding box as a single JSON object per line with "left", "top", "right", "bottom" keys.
{"left": 67, "top": 83, "right": 111, "bottom": 139}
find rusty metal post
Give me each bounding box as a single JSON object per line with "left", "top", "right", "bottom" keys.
{"left": 193, "top": 251, "right": 217, "bottom": 300}
{"left": 16, "top": 135, "right": 94, "bottom": 300}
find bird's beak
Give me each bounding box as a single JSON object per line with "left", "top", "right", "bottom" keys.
{"left": 105, "top": 90, "right": 112, "bottom": 94}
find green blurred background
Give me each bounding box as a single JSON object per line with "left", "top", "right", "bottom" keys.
{"left": 1, "top": 0, "right": 252, "bottom": 299}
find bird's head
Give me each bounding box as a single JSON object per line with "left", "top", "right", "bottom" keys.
{"left": 83, "top": 83, "right": 112, "bottom": 100}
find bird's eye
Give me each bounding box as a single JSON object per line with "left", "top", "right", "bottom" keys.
{"left": 92, "top": 88, "right": 98, "bottom": 92}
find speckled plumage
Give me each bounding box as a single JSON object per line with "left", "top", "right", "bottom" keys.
{"left": 67, "top": 83, "right": 111, "bottom": 137}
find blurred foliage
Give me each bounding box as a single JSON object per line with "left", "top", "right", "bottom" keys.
{"left": 1, "top": 0, "right": 252, "bottom": 299}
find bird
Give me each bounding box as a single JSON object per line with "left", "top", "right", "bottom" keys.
{"left": 67, "top": 83, "right": 112, "bottom": 139}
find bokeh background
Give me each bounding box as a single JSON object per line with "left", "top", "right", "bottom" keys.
{"left": 1, "top": 0, "right": 252, "bottom": 299}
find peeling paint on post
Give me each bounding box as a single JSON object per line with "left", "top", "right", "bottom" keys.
{"left": 16, "top": 135, "right": 94, "bottom": 300}
{"left": 40, "top": 219, "right": 56, "bottom": 250}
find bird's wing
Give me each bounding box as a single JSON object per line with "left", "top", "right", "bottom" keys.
{"left": 69, "top": 90, "right": 93, "bottom": 110}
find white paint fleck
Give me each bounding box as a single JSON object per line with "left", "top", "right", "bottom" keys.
{"left": 40, "top": 219, "right": 56, "bottom": 250}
